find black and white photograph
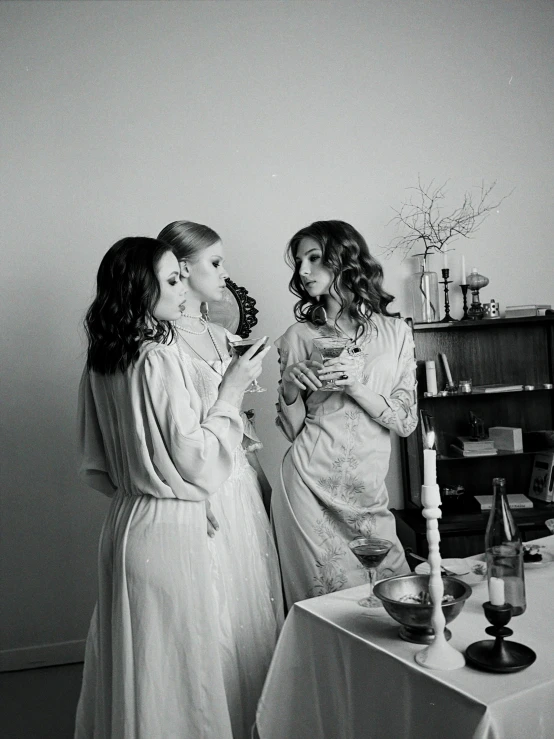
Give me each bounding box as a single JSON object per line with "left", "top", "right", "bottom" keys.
{"left": 1, "top": 1, "right": 553, "bottom": 737}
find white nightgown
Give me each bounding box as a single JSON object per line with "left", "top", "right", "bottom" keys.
{"left": 273, "top": 314, "right": 417, "bottom": 608}
{"left": 75, "top": 336, "right": 283, "bottom": 739}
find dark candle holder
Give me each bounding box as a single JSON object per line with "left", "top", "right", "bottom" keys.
{"left": 465, "top": 602, "right": 536, "bottom": 673}
{"left": 439, "top": 269, "right": 456, "bottom": 323}
{"left": 460, "top": 284, "right": 469, "bottom": 321}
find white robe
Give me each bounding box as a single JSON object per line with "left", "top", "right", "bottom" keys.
{"left": 75, "top": 337, "right": 283, "bottom": 739}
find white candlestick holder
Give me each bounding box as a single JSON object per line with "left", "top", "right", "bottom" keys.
{"left": 414, "top": 483, "right": 466, "bottom": 670}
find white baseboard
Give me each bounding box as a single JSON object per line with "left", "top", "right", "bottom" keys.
{"left": 0, "top": 639, "right": 86, "bottom": 672}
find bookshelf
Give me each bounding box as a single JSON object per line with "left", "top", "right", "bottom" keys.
{"left": 394, "top": 315, "right": 554, "bottom": 559}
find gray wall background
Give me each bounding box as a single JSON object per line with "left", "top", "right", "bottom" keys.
{"left": 1, "top": 0, "right": 553, "bottom": 668}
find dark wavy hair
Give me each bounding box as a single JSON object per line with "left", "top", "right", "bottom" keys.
{"left": 157, "top": 220, "right": 221, "bottom": 262}
{"left": 85, "top": 237, "right": 177, "bottom": 374}
{"left": 285, "top": 220, "right": 398, "bottom": 335}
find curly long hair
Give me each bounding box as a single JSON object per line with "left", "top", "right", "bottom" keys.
{"left": 85, "top": 237, "right": 177, "bottom": 374}
{"left": 285, "top": 220, "right": 398, "bottom": 335}
{"left": 157, "top": 220, "right": 221, "bottom": 262}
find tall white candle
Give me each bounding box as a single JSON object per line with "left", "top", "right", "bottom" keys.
{"left": 489, "top": 576, "right": 505, "bottom": 606}
{"left": 423, "top": 449, "right": 437, "bottom": 487}
{"left": 443, "top": 251, "right": 448, "bottom": 270}
{"left": 461, "top": 255, "right": 466, "bottom": 284}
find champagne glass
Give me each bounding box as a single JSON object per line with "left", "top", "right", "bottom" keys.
{"left": 349, "top": 537, "right": 393, "bottom": 607}
{"left": 230, "top": 337, "right": 267, "bottom": 393}
{"left": 312, "top": 336, "right": 350, "bottom": 391}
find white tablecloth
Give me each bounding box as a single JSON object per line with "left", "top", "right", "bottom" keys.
{"left": 256, "top": 536, "right": 554, "bottom": 739}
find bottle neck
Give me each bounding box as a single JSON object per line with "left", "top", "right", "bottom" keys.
{"left": 487, "top": 481, "right": 520, "bottom": 545}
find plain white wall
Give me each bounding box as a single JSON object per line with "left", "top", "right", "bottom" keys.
{"left": 1, "top": 0, "right": 553, "bottom": 666}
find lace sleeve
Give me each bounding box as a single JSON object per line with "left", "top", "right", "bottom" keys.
{"left": 372, "top": 323, "right": 418, "bottom": 437}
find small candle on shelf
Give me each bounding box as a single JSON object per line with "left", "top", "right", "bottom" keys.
{"left": 423, "top": 448, "right": 437, "bottom": 487}
{"left": 489, "top": 576, "right": 505, "bottom": 606}
{"left": 460, "top": 255, "right": 466, "bottom": 284}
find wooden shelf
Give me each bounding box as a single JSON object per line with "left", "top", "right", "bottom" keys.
{"left": 438, "top": 449, "right": 549, "bottom": 461}
{"left": 393, "top": 505, "right": 554, "bottom": 559}
{"left": 420, "top": 387, "right": 552, "bottom": 401}
{"left": 398, "top": 314, "right": 554, "bottom": 557}
{"left": 412, "top": 315, "right": 554, "bottom": 332}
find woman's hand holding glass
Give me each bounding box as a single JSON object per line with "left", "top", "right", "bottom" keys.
{"left": 318, "top": 354, "right": 359, "bottom": 392}
{"left": 219, "top": 337, "right": 271, "bottom": 407}
{"left": 283, "top": 359, "right": 324, "bottom": 392}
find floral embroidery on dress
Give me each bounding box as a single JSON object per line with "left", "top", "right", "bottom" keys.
{"left": 308, "top": 408, "right": 377, "bottom": 597}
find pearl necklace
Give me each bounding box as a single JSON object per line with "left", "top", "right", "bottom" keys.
{"left": 174, "top": 314, "right": 207, "bottom": 335}
{"left": 174, "top": 322, "right": 227, "bottom": 376}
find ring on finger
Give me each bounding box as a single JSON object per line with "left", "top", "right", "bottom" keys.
{"left": 340, "top": 373, "right": 349, "bottom": 380}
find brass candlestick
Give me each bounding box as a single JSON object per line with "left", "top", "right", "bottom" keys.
{"left": 465, "top": 602, "right": 536, "bottom": 673}
{"left": 439, "top": 269, "right": 456, "bottom": 323}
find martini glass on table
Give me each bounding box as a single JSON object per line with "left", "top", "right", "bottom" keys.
{"left": 229, "top": 337, "right": 267, "bottom": 393}
{"left": 349, "top": 537, "right": 394, "bottom": 607}
{"left": 312, "top": 336, "right": 350, "bottom": 391}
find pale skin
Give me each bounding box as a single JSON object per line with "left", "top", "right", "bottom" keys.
{"left": 172, "top": 242, "right": 272, "bottom": 534}
{"left": 282, "top": 237, "right": 389, "bottom": 420}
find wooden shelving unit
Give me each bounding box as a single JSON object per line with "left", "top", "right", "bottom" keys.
{"left": 393, "top": 315, "right": 554, "bottom": 559}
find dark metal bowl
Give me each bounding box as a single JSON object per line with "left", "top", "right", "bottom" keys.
{"left": 373, "top": 573, "right": 472, "bottom": 644}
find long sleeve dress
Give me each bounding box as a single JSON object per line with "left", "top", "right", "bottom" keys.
{"left": 273, "top": 314, "right": 417, "bottom": 607}
{"left": 74, "top": 337, "right": 283, "bottom": 739}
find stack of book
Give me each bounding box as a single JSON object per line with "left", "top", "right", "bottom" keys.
{"left": 450, "top": 436, "right": 498, "bottom": 457}
{"left": 505, "top": 304, "right": 551, "bottom": 318}
{"left": 474, "top": 493, "right": 533, "bottom": 510}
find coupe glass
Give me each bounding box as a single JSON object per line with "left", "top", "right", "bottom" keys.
{"left": 349, "top": 537, "right": 393, "bottom": 607}
{"left": 230, "top": 337, "right": 267, "bottom": 393}
{"left": 312, "top": 336, "right": 350, "bottom": 391}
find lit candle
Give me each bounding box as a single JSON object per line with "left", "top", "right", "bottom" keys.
{"left": 423, "top": 448, "right": 437, "bottom": 487}
{"left": 443, "top": 251, "right": 448, "bottom": 270}
{"left": 489, "top": 576, "right": 505, "bottom": 606}
{"left": 460, "top": 255, "right": 466, "bottom": 284}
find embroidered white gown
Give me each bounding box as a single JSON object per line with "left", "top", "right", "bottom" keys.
{"left": 75, "top": 334, "right": 283, "bottom": 739}
{"left": 273, "top": 315, "right": 417, "bottom": 608}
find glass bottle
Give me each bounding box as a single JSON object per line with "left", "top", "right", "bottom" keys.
{"left": 485, "top": 478, "right": 526, "bottom": 616}
{"left": 408, "top": 257, "right": 440, "bottom": 323}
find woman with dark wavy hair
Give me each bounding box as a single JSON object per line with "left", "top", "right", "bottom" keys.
{"left": 273, "top": 220, "right": 417, "bottom": 608}
{"left": 75, "top": 236, "right": 272, "bottom": 738}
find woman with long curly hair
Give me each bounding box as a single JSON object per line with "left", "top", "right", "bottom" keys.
{"left": 75, "top": 236, "right": 274, "bottom": 738}
{"left": 273, "top": 220, "right": 417, "bottom": 608}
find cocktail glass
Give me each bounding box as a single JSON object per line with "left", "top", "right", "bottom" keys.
{"left": 312, "top": 336, "right": 350, "bottom": 391}
{"left": 229, "top": 337, "right": 267, "bottom": 393}
{"left": 349, "top": 537, "right": 394, "bottom": 607}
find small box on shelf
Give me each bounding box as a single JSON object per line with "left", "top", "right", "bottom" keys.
{"left": 488, "top": 427, "right": 523, "bottom": 452}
